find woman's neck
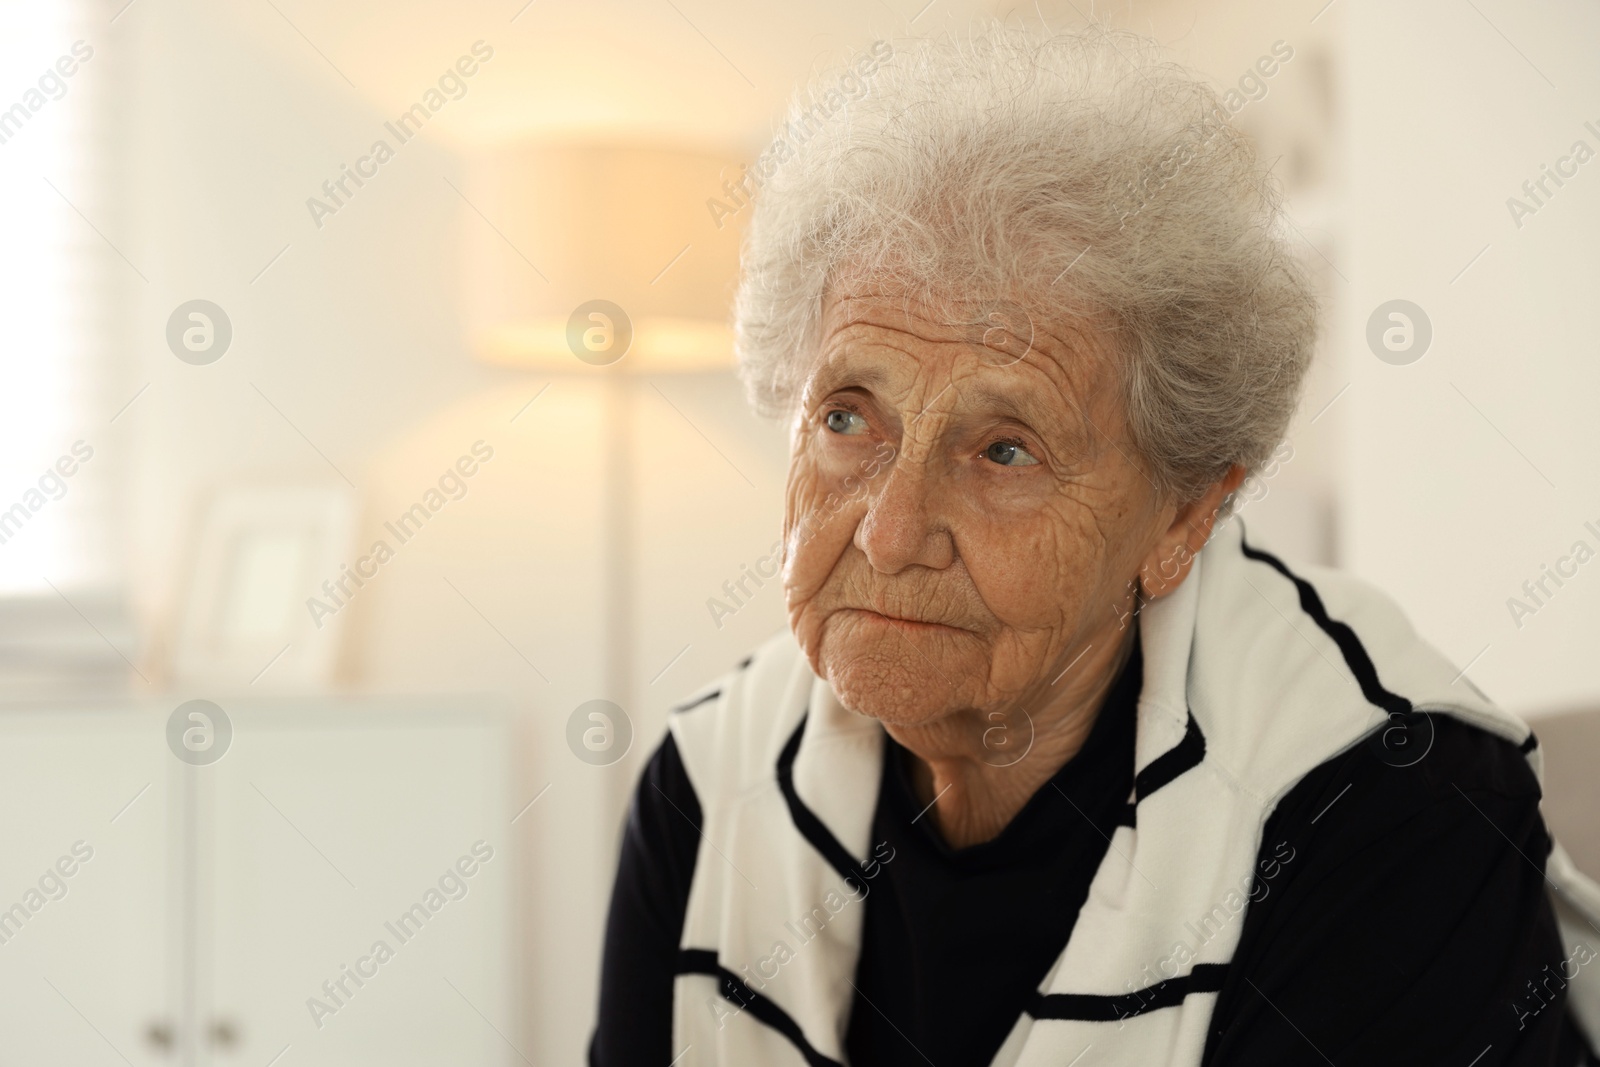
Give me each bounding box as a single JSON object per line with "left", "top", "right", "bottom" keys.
{"left": 884, "top": 625, "right": 1137, "bottom": 849}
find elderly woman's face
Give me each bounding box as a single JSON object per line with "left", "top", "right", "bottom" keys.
{"left": 782, "top": 291, "right": 1180, "bottom": 727}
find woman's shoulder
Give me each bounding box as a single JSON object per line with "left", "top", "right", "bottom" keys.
{"left": 1185, "top": 523, "right": 1532, "bottom": 800}
{"left": 1203, "top": 712, "right": 1571, "bottom": 1065}
{"left": 1273, "top": 711, "right": 1544, "bottom": 854}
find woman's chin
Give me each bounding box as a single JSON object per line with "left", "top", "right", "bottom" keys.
{"left": 831, "top": 679, "right": 953, "bottom": 727}
{"left": 819, "top": 643, "right": 970, "bottom": 728}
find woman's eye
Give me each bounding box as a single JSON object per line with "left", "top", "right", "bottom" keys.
{"left": 825, "top": 409, "right": 868, "bottom": 435}
{"left": 984, "top": 440, "right": 1039, "bottom": 467}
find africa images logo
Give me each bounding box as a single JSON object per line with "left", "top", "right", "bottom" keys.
{"left": 166, "top": 700, "right": 232, "bottom": 766}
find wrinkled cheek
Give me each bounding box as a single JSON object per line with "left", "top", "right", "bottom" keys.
{"left": 782, "top": 476, "right": 872, "bottom": 633}
{"left": 966, "top": 516, "right": 1095, "bottom": 636}
{"left": 783, "top": 487, "right": 863, "bottom": 596}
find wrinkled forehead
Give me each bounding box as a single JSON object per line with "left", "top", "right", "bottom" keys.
{"left": 803, "top": 287, "right": 1123, "bottom": 428}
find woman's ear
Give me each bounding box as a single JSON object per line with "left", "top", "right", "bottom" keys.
{"left": 1137, "top": 464, "right": 1248, "bottom": 600}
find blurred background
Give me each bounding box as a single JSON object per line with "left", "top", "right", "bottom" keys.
{"left": 1, "top": 0, "right": 1596, "bottom": 1062}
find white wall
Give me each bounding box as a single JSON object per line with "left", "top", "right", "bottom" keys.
{"left": 1344, "top": 0, "right": 1600, "bottom": 717}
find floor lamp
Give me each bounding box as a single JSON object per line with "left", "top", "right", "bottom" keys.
{"left": 457, "top": 141, "right": 744, "bottom": 800}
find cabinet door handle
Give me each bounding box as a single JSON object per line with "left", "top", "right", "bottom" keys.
{"left": 145, "top": 1020, "right": 174, "bottom": 1053}
{"left": 209, "top": 1017, "right": 241, "bottom": 1049}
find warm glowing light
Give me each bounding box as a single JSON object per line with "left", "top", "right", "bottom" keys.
{"left": 474, "top": 315, "right": 733, "bottom": 372}
{"left": 459, "top": 142, "right": 743, "bottom": 377}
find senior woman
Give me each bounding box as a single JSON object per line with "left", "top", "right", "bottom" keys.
{"left": 592, "top": 25, "right": 1600, "bottom": 1067}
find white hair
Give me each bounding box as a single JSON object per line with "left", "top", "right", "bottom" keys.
{"left": 733, "top": 23, "right": 1318, "bottom": 500}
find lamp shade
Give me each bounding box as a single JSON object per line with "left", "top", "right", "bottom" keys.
{"left": 459, "top": 142, "right": 746, "bottom": 372}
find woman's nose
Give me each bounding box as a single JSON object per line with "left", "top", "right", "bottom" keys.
{"left": 854, "top": 459, "right": 955, "bottom": 574}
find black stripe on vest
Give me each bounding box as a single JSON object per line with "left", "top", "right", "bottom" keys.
{"left": 1134, "top": 709, "right": 1206, "bottom": 803}
{"left": 1240, "top": 536, "right": 1413, "bottom": 718}
{"left": 1029, "top": 962, "right": 1229, "bottom": 1022}
{"left": 673, "top": 689, "right": 721, "bottom": 714}
{"left": 676, "top": 948, "right": 845, "bottom": 1067}
{"left": 777, "top": 711, "right": 873, "bottom": 896}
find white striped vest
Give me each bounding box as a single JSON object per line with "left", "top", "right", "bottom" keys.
{"left": 666, "top": 521, "right": 1600, "bottom": 1065}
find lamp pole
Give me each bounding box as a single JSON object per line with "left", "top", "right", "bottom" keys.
{"left": 600, "top": 370, "right": 635, "bottom": 824}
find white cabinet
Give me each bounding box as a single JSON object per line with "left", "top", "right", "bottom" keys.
{"left": 0, "top": 707, "right": 171, "bottom": 1065}
{"left": 0, "top": 699, "right": 518, "bottom": 1066}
